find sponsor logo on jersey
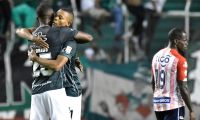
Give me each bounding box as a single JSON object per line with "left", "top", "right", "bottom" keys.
{"left": 35, "top": 48, "right": 48, "bottom": 53}
{"left": 153, "top": 97, "right": 171, "bottom": 103}
{"left": 65, "top": 46, "right": 72, "bottom": 54}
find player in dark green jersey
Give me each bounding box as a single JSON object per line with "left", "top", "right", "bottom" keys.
{"left": 16, "top": 3, "right": 93, "bottom": 120}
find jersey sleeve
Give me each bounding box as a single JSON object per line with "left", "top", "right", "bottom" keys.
{"left": 60, "top": 28, "right": 78, "bottom": 42}
{"left": 59, "top": 40, "right": 77, "bottom": 60}
{"left": 177, "top": 57, "right": 187, "bottom": 81}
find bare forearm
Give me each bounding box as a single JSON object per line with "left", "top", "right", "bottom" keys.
{"left": 16, "top": 28, "right": 49, "bottom": 48}
{"left": 75, "top": 31, "right": 93, "bottom": 43}
{"left": 16, "top": 28, "right": 34, "bottom": 41}
{"left": 34, "top": 56, "right": 59, "bottom": 71}
{"left": 180, "top": 85, "right": 193, "bottom": 112}
{"left": 32, "top": 55, "right": 68, "bottom": 72}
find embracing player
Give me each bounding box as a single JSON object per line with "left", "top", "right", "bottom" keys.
{"left": 151, "top": 28, "right": 195, "bottom": 120}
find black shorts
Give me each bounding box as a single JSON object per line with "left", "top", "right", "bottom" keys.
{"left": 155, "top": 106, "right": 185, "bottom": 120}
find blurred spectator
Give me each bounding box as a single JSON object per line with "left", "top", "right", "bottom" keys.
{"left": 12, "top": 1, "right": 36, "bottom": 51}
{"left": 143, "top": 0, "right": 166, "bottom": 62}
{"left": 0, "top": 0, "right": 11, "bottom": 100}
{"left": 52, "top": 0, "right": 70, "bottom": 11}
{"left": 123, "top": 0, "right": 145, "bottom": 61}
{"left": 75, "top": 0, "right": 81, "bottom": 12}
{"left": 0, "top": 0, "right": 12, "bottom": 59}
{"left": 0, "top": 0, "right": 12, "bottom": 36}
{"left": 85, "top": 42, "right": 110, "bottom": 63}
{"left": 40, "top": 0, "right": 53, "bottom": 6}
{"left": 111, "top": 0, "right": 125, "bottom": 64}
{"left": 80, "top": 0, "right": 110, "bottom": 36}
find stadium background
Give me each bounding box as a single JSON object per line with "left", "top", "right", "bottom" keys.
{"left": 0, "top": 0, "right": 200, "bottom": 119}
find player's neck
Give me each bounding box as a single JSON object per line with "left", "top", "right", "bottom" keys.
{"left": 39, "top": 23, "right": 49, "bottom": 27}
{"left": 39, "top": 20, "right": 49, "bottom": 27}
{"left": 168, "top": 42, "right": 178, "bottom": 51}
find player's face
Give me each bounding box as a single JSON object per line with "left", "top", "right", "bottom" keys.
{"left": 177, "top": 32, "right": 188, "bottom": 51}
{"left": 40, "top": 9, "right": 54, "bottom": 25}
{"left": 53, "top": 9, "right": 72, "bottom": 27}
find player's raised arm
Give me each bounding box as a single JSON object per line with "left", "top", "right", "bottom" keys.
{"left": 16, "top": 28, "right": 35, "bottom": 40}
{"left": 16, "top": 28, "right": 49, "bottom": 48}
{"left": 74, "top": 31, "right": 93, "bottom": 44}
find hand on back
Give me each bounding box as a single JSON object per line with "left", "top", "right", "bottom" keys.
{"left": 32, "top": 36, "right": 49, "bottom": 48}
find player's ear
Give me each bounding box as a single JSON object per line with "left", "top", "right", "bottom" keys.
{"left": 36, "top": 17, "right": 39, "bottom": 23}
{"left": 174, "top": 39, "right": 178, "bottom": 44}
{"left": 67, "top": 21, "right": 71, "bottom": 27}
{"left": 36, "top": 17, "right": 40, "bottom": 25}
{"left": 49, "top": 13, "right": 55, "bottom": 26}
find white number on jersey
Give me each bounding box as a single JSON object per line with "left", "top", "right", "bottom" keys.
{"left": 32, "top": 52, "right": 53, "bottom": 77}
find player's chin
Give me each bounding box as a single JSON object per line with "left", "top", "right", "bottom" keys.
{"left": 183, "top": 47, "right": 188, "bottom": 51}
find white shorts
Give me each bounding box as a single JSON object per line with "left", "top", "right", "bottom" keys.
{"left": 67, "top": 95, "right": 82, "bottom": 120}
{"left": 30, "top": 88, "right": 71, "bottom": 120}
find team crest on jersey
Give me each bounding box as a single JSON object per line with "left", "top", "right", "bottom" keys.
{"left": 65, "top": 46, "right": 72, "bottom": 54}
{"left": 33, "top": 32, "right": 47, "bottom": 41}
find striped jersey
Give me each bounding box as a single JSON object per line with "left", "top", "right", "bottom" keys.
{"left": 151, "top": 48, "right": 187, "bottom": 111}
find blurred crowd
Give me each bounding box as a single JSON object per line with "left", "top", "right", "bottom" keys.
{"left": 79, "top": 0, "right": 167, "bottom": 64}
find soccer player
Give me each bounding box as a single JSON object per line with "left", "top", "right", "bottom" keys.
{"left": 151, "top": 28, "right": 195, "bottom": 120}
{"left": 17, "top": 3, "right": 93, "bottom": 120}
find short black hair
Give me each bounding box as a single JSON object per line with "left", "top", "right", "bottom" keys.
{"left": 36, "top": 3, "right": 53, "bottom": 18}
{"left": 60, "top": 7, "right": 74, "bottom": 18}
{"left": 60, "top": 7, "right": 74, "bottom": 27}
{"left": 168, "top": 28, "right": 186, "bottom": 42}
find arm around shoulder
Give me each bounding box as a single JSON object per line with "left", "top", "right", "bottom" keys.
{"left": 29, "top": 49, "right": 68, "bottom": 72}
{"left": 33, "top": 55, "right": 68, "bottom": 72}
{"left": 16, "top": 27, "right": 35, "bottom": 41}
{"left": 74, "top": 31, "right": 93, "bottom": 44}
